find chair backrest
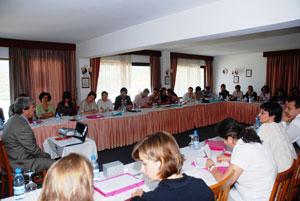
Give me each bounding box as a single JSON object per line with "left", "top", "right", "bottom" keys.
{"left": 288, "top": 153, "right": 300, "bottom": 201}
{"left": 0, "top": 140, "right": 12, "bottom": 177}
{"left": 210, "top": 171, "right": 235, "bottom": 201}
{"left": 269, "top": 160, "right": 296, "bottom": 201}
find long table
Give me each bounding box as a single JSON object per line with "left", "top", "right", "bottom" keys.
{"left": 28, "top": 101, "right": 260, "bottom": 151}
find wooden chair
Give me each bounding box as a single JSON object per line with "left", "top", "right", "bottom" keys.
{"left": 269, "top": 160, "right": 296, "bottom": 201}
{"left": 0, "top": 140, "right": 13, "bottom": 198}
{"left": 0, "top": 140, "right": 46, "bottom": 198}
{"left": 210, "top": 171, "right": 235, "bottom": 201}
{"left": 288, "top": 153, "right": 300, "bottom": 201}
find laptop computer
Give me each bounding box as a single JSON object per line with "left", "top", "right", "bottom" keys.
{"left": 73, "top": 121, "right": 88, "bottom": 143}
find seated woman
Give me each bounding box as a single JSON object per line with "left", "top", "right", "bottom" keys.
{"left": 160, "top": 87, "right": 169, "bottom": 105}
{"left": 270, "top": 88, "right": 287, "bottom": 104}
{"left": 79, "top": 91, "right": 98, "bottom": 114}
{"left": 167, "top": 88, "right": 178, "bottom": 104}
{"left": 97, "top": 91, "right": 113, "bottom": 113}
{"left": 291, "top": 86, "right": 300, "bottom": 97}
{"left": 258, "top": 102, "right": 296, "bottom": 173}
{"left": 259, "top": 85, "right": 271, "bottom": 102}
{"left": 243, "top": 85, "right": 258, "bottom": 101}
{"left": 38, "top": 153, "right": 94, "bottom": 201}
{"left": 193, "top": 86, "right": 202, "bottom": 102}
{"left": 56, "top": 91, "right": 77, "bottom": 116}
{"left": 206, "top": 118, "right": 277, "bottom": 201}
{"left": 36, "top": 92, "right": 55, "bottom": 119}
{"left": 131, "top": 131, "right": 214, "bottom": 201}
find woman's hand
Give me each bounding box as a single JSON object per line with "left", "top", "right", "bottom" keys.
{"left": 206, "top": 158, "right": 215, "bottom": 169}
{"left": 131, "top": 189, "right": 143, "bottom": 197}
{"left": 216, "top": 154, "right": 231, "bottom": 163}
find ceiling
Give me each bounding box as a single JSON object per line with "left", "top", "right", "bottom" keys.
{"left": 0, "top": 0, "right": 300, "bottom": 56}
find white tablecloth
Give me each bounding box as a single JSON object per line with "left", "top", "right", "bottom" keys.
{"left": 43, "top": 136, "right": 98, "bottom": 160}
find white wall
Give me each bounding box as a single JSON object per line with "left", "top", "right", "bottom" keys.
{"left": 213, "top": 53, "right": 267, "bottom": 95}
{"left": 0, "top": 47, "right": 9, "bottom": 58}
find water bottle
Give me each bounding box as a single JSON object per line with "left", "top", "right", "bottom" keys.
{"left": 249, "top": 96, "right": 252, "bottom": 103}
{"left": 0, "top": 118, "right": 4, "bottom": 130}
{"left": 193, "top": 130, "right": 200, "bottom": 150}
{"left": 77, "top": 109, "right": 82, "bottom": 120}
{"left": 91, "top": 155, "right": 100, "bottom": 181}
{"left": 32, "top": 116, "right": 37, "bottom": 126}
{"left": 255, "top": 114, "right": 260, "bottom": 133}
{"left": 13, "top": 168, "right": 25, "bottom": 200}
{"left": 106, "top": 106, "right": 110, "bottom": 117}
{"left": 55, "top": 112, "right": 60, "bottom": 123}
{"left": 136, "top": 104, "right": 139, "bottom": 112}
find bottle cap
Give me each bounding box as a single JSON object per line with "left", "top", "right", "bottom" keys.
{"left": 15, "top": 168, "right": 21, "bottom": 174}
{"left": 194, "top": 130, "right": 197, "bottom": 134}
{"left": 91, "top": 155, "right": 95, "bottom": 160}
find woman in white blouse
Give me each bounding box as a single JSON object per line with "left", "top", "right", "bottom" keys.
{"left": 258, "top": 102, "right": 296, "bottom": 173}
{"left": 259, "top": 86, "right": 271, "bottom": 102}
{"left": 97, "top": 91, "right": 114, "bottom": 113}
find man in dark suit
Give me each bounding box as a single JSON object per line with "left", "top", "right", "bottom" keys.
{"left": 2, "top": 97, "right": 54, "bottom": 173}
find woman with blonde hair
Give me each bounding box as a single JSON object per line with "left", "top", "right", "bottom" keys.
{"left": 38, "top": 153, "right": 94, "bottom": 201}
{"left": 131, "top": 131, "right": 214, "bottom": 201}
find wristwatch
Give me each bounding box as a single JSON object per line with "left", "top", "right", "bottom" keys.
{"left": 209, "top": 165, "right": 216, "bottom": 172}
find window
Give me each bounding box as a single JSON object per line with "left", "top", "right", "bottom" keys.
{"left": 174, "top": 58, "right": 205, "bottom": 97}
{"left": 96, "top": 56, "right": 151, "bottom": 102}
{"left": 0, "top": 59, "right": 10, "bottom": 120}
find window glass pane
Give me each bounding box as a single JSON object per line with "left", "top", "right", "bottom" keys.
{"left": 0, "top": 60, "right": 10, "bottom": 120}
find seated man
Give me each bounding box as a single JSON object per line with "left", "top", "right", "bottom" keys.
{"left": 281, "top": 96, "right": 300, "bottom": 148}
{"left": 201, "top": 86, "right": 214, "bottom": 100}
{"left": 230, "top": 85, "right": 243, "bottom": 101}
{"left": 114, "top": 87, "right": 133, "bottom": 110}
{"left": 134, "top": 88, "right": 150, "bottom": 108}
{"left": 182, "top": 87, "right": 194, "bottom": 103}
{"left": 148, "top": 88, "right": 161, "bottom": 106}
{"left": 2, "top": 97, "right": 55, "bottom": 173}
{"left": 218, "top": 84, "right": 230, "bottom": 100}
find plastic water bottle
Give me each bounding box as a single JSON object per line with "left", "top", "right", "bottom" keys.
{"left": 0, "top": 118, "right": 4, "bottom": 130}
{"left": 193, "top": 130, "right": 200, "bottom": 150}
{"left": 13, "top": 168, "right": 25, "bottom": 200}
{"left": 77, "top": 109, "right": 82, "bottom": 120}
{"left": 106, "top": 106, "right": 110, "bottom": 117}
{"left": 55, "top": 112, "right": 60, "bottom": 123}
{"left": 91, "top": 155, "right": 100, "bottom": 181}
{"left": 249, "top": 96, "right": 252, "bottom": 103}
{"left": 255, "top": 114, "right": 260, "bottom": 133}
{"left": 32, "top": 116, "right": 37, "bottom": 126}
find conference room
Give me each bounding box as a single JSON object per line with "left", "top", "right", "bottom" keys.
{"left": 1, "top": 1, "right": 300, "bottom": 201}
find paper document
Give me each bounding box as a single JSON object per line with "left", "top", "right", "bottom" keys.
{"left": 194, "top": 156, "right": 229, "bottom": 168}
{"left": 53, "top": 137, "right": 82, "bottom": 147}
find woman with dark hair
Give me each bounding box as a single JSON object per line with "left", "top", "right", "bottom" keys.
{"left": 79, "top": 91, "right": 98, "bottom": 114}
{"left": 160, "top": 87, "right": 168, "bottom": 104}
{"left": 131, "top": 131, "right": 214, "bottom": 201}
{"left": 270, "top": 88, "right": 287, "bottom": 104}
{"left": 243, "top": 85, "right": 258, "bottom": 101}
{"left": 291, "top": 86, "right": 300, "bottom": 97}
{"left": 56, "top": 91, "right": 77, "bottom": 116}
{"left": 206, "top": 118, "right": 277, "bottom": 201}
{"left": 36, "top": 92, "right": 55, "bottom": 119}
{"left": 258, "top": 102, "right": 296, "bottom": 173}
{"left": 193, "top": 86, "right": 202, "bottom": 101}
{"left": 259, "top": 85, "right": 271, "bottom": 102}
{"left": 166, "top": 88, "right": 178, "bottom": 104}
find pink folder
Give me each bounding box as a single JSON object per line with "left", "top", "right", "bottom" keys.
{"left": 93, "top": 173, "right": 144, "bottom": 197}
{"left": 205, "top": 140, "right": 227, "bottom": 151}
{"left": 191, "top": 162, "right": 228, "bottom": 174}
{"left": 86, "top": 115, "right": 105, "bottom": 119}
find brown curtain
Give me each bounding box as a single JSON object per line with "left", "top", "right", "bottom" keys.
{"left": 9, "top": 48, "right": 76, "bottom": 108}
{"left": 206, "top": 60, "right": 213, "bottom": 89}
{"left": 170, "top": 56, "right": 178, "bottom": 90}
{"left": 150, "top": 55, "right": 161, "bottom": 89}
{"left": 90, "top": 57, "right": 101, "bottom": 92}
{"left": 266, "top": 55, "right": 300, "bottom": 97}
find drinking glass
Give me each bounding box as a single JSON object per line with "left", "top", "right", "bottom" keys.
{"left": 24, "top": 170, "right": 37, "bottom": 192}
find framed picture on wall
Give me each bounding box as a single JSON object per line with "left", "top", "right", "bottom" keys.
{"left": 164, "top": 76, "right": 170, "bottom": 85}
{"left": 246, "top": 69, "right": 252, "bottom": 77}
{"left": 233, "top": 76, "right": 239, "bottom": 84}
{"left": 82, "top": 77, "right": 90, "bottom": 88}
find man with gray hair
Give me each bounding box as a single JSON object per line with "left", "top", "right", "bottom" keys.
{"left": 134, "top": 88, "right": 150, "bottom": 108}
{"left": 2, "top": 97, "right": 54, "bottom": 173}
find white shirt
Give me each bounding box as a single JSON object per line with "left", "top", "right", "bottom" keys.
{"left": 182, "top": 92, "right": 194, "bottom": 102}
{"left": 97, "top": 99, "right": 113, "bottom": 111}
{"left": 281, "top": 113, "right": 300, "bottom": 147}
{"left": 259, "top": 92, "right": 271, "bottom": 101}
{"left": 230, "top": 139, "right": 277, "bottom": 201}
{"left": 232, "top": 91, "right": 243, "bottom": 100}
{"left": 258, "top": 122, "right": 296, "bottom": 173}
